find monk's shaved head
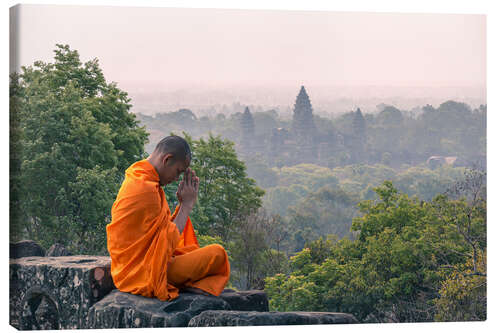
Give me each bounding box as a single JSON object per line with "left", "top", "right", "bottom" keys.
{"left": 153, "top": 135, "right": 192, "bottom": 163}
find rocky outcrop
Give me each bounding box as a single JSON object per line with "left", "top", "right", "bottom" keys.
{"left": 87, "top": 289, "right": 358, "bottom": 328}
{"left": 88, "top": 289, "right": 231, "bottom": 328}
{"left": 87, "top": 288, "right": 269, "bottom": 328}
{"left": 188, "top": 310, "right": 359, "bottom": 326}
{"left": 9, "top": 256, "right": 114, "bottom": 330}
{"left": 9, "top": 241, "right": 358, "bottom": 329}
{"left": 10, "top": 240, "right": 45, "bottom": 259}
{"left": 218, "top": 289, "right": 268, "bottom": 311}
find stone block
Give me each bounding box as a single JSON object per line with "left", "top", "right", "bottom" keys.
{"left": 87, "top": 289, "right": 231, "bottom": 328}
{"left": 219, "top": 290, "right": 268, "bottom": 312}
{"left": 188, "top": 310, "right": 359, "bottom": 326}
{"left": 9, "top": 255, "right": 114, "bottom": 330}
{"left": 10, "top": 240, "right": 45, "bottom": 259}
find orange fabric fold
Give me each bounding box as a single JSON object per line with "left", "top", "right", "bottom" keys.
{"left": 177, "top": 217, "right": 199, "bottom": 249}
{"left": 106, "top": 159, "right": 229, "bottom": 301}
{"left": 168, "top": 244, "right": 230, "bottom": 296}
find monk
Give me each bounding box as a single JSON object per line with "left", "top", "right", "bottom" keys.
{"left": 106, "top": 135, "right": 230, "bottom": 301}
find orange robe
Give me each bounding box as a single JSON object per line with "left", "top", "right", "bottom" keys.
{"left": 106, "top": 159, "right": 230, "bottom": 301}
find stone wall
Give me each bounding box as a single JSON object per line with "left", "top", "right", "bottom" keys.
{"left": 9, "top": 241, "right": 358, "bottom": 329}
{"left": 10, "top": 255, "right": 114, "bottom": 330}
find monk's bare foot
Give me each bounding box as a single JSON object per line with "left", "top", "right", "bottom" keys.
{"left": 182, "top": 287, "right": 212, "bottom": 296}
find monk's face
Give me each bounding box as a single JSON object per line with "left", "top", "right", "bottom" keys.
{"left": 159, "top": 154, "right": 190, "bottom": 186}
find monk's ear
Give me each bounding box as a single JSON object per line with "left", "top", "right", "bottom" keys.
{"left": 162, "top": 153, "right": 175, "bottom": 166}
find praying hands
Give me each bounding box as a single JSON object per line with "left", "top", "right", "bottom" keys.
{"left": 176, "top": 168, "right": 199, "bottom": 210}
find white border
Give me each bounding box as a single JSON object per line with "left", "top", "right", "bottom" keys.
{"left": 2, "top": 1, "right": 496, "bottom": 333}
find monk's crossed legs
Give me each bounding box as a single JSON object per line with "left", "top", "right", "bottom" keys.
{"left": 167, "top": 244, "right": 229, "bottom": 296}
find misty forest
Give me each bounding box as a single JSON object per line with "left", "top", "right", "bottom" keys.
{"left": 10, "top": 45, "right": 486, "bottom": 323}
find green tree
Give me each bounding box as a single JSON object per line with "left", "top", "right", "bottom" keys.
{"left": 265, "top": 179, "right": 486, "bottom": 323}
{"left": 229, "top": 212, "right": 269, "bottom": 289}
{"left": 369, "top": 105, "right": 407, "bottom": 162}
{"left": 229, "top": 211, "right": 289, "bottom": 290}
{"left": 288, "top": 186, "right": 359, "bottom": 250}
{"left": 393, "top": 165, "right": 465, "bottom": 201}
{"left": 10, "top": 44, "right": 148, "bottom": 254}
{"left": 10, "top": 73, "right": 24, "bottom": 240}
{"left": 434, "top": 252, "right": 486, "bottom": 321}
{"left": 277, "top": 163, "right": 339, "bottom": 190}
{"left": 264, "top": 184, "right": 308, "bottom": 217}
{"left": 243, "top": 154, "right": 279, "bottom": 188}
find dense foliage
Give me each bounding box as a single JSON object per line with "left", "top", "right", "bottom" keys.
{"left": 265, "top": 176, "right": 486, "bottom": 323}
{"left": 287, "top": 186, "right": 359, "bottom": 251}
{"left": 10, "top": 45, "right": 148, "bottom": 254}
{"left": 263, "top": 163, "right": 465, "bottom": 220}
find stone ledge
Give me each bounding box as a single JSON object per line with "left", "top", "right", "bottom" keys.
{"left": 10, "top": 240, "right": 45, "bottom": 259}
{"left": 10, "top": 255, "right": 114, "bottom": 330}
{"left": 10, "top": 255, "right": 111, "bottom": 269}
{"left": 188, "top": 310, "right": 359, "bottom": 326}
{"left": 88, "top": 289, "right": 231, "bottom": 328}
{"left": 219, "top": 289, "right": 268, "bottom": 312}
{"left": 9, "top": 244, "right": 359, "bottom": 329}
{"left": 87, "top": 288, "right": 270, "bottom": 328}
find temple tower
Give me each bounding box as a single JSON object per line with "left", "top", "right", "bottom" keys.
{"left": 240, "top": 106, "right": 255, "bottom": 152}
{"left": 292, "top": 86, "right": 316, "bottom": 137}
{"left": 291, "top": 86, "right": 317, "bottom": 162}
{"left": 351, "top": 107, "right": 366, "bottom": 163}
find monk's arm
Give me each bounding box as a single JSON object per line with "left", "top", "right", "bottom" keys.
{"left": 172, "top": 203, "right": 193, "bottom": 234}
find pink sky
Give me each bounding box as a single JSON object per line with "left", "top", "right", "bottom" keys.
{"left": 11, "top": 5, "right": 486, "bottom": 89}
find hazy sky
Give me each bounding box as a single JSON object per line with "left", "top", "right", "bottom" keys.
{"left": 11, "top": 4, "right": 486, "bottom": 89}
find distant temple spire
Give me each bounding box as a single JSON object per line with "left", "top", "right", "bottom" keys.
{"left": 240, "top": 106, "right": 255, "bottom": 151}
{"left": 292, "top": 85, "right": 316, "bottom": 137}
{"left": 352, "top": 107, "right": 366, "bottom": 140}
{"left": 351, "top": 107, "right": 366, "bottom": 163}
{"left": 291, "top": 86, "right": 317, "bottom": 161}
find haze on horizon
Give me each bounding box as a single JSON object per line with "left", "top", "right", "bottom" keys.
{"left": 10, "top": 4, "right": 486, "bottom": 112}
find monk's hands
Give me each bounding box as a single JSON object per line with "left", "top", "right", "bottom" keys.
{"left": 176, "top": 168, "right": 199, "bottom": 211}
{"left": 173, "top": 169, "right": 198, "bottom": 233}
